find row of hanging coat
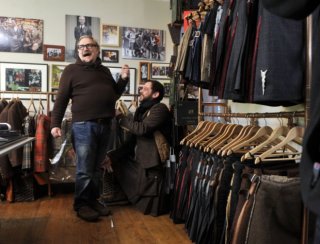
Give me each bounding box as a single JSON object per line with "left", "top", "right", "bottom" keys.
{"left": 170, "top": 120, "right": 304, "bottom": 244}
{"left": 0, "top": 97, "right": 51, "bottom": 202}
{"left": 174, "top": 0, "right": 309, "bottom": 106}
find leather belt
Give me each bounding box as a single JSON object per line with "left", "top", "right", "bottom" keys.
{"left": 88, "top": 118, "right": 111, "bottom": 124}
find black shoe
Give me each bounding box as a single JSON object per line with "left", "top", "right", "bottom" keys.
{"left": 77, "top": 206, "right": 99, "bottom": 222}
{"left": 90, "top": 201, "right": 111, "bottom": 216}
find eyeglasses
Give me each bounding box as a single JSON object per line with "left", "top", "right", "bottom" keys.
{"left": 78, "top": 44, "right": 97, "bottom": 50}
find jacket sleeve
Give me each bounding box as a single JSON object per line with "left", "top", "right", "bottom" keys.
{"left": 118, "top": 103, "right": 170, "bottom": 136}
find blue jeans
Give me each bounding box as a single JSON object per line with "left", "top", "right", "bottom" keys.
{"left": 71, "top": 120, "right": 111, "bottom": 210}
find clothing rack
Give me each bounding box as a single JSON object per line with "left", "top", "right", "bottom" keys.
{"left": 190, "top": 3, "right": 310, "bottom": 242}
{"left": 0, "top": 91, "right": 54, "bottom": 197}
{"left": 0, "top": 91, "right": 140, "bottom": 113}
{"left": 194, "top": 11, "right": 312, "bottom": 244}
{"left": 198, "top": 87, "right": 305, "bottom": 127}
{"left": 0, "top": 90, "right": 57, "bottom": 114}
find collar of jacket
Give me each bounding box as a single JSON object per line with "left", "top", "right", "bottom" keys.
{"left": 75, "top": 56, "right": 103, "bottom": 69}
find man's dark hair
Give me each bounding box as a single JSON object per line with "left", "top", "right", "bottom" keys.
{"left": 147, "top": 80, "right": 164, "bottom": 101}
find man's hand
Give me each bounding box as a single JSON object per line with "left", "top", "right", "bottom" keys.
{"left": 101, "top": 155, "right": 113, "bottom": 173}
{"left": 51, "top": 127, "right": 62, "bottom": 138}
{"left": 120, "top": 64, "right": 130, "bottom": 79}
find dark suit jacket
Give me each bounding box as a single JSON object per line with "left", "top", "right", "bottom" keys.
{"left": 261, "top": 0, "right": 320, "bottom": 216}
{"left": 108, "top": 102, "right": 171, "bottom": 169}
{"left": 107, "top": 102, "right": 171, "bottom": 216}
{"left": 74, "top": 25, "right": 92, "bottom": 41}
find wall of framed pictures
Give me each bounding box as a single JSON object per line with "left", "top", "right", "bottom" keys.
{"left": 0, "top": 0, "right": 173, "bottom": 109}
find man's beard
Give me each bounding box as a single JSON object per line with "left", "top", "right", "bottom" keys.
{"left": 139, "top": 95, "right": 153, "bottom": 103}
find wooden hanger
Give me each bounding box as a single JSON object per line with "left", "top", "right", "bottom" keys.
{"left": 217, "top": 125, "right": 259, "bottom": 156}
{"left": 128, "top": 100, "right": 138, "bottom": 110}
{"left": 203, "top": 124, "right": 237, "bottom": 152}
{"left": 180, "top": 121, "right": 209, "bottom": 145}
{"left": 184, "top": 121, "right": 211, "bottom": 146}
{"left": 254, "top": 126, "right": 304, "bottom": 164}
{"left": 27, "top": 97, "right": 37, "bottom": 114}
{"left": 194, "top": 122, "right": 225, "bottom": 148}
{"left": 241, "top": 126, "right": 294, "bottom": 161}
{"left": 38, "top": 97, "right": 45, "bottom": 114}
{"left": 189, "top": 121, "right": 217, "bottom": 147}
{"left": 224, "top": 126, "right": 273, "bottom": 156}
{"left": 199, "top": 123, "right": 229, "bottom": 150}
{"left": 208, "top": 124, "right": 243, "bottom": 153}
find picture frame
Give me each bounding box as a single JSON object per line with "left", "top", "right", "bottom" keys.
{"left": 0, "top": 16, "right": 44, "bottom": 54}
{"left": 51, "top": 64, "right": 67, "bottom": 89}
{"left": 139, "top": 62, "right": 150, "bottom": 83}
{"left": 0, "top": 62, "right": 48, "bottom": 99}
{"left": 65, "top": 15, "right": 100, "bottom": 62}
{"left": 160, "top": 80, "right": 171, "bottom": 97}
{"left": 121, "top": 26, "right": 166, "bottom": 61}
{"left": 101, "top": 49, "right": 119, "bottom": 63}
{"left": 151, "top": 63, "right": 170, "bottom": 79}
{"left": 108, "top": 67, "right": 136, "bottom": 95}
{"left": 43, "top": 45, "right": 65, "bottom": 61}
{"left": 101, "top": 24, "right": 120, "bottom": 47}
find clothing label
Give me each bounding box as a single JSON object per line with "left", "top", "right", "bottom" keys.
{"left": 260, "top": 69, "right": 268, "bottom": 95}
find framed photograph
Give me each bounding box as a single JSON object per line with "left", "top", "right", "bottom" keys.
{"left": 51, "top": 64, "right": 67, "bottom": 89}
{"left": 121, "top": 26, "right": 166, "bottom": 61}
{"left": 151, "top": 63, "right": 170, "bottom": 79}
{"left": 43, "top": 45, "right": 65, "bottom": 61}
{"left": 101, "top": 49, "right": 119, "bottom": 63}
{"left": 101, "top": 24, "right": 120, "bottom": 47}
{"left": 139, "top": 62, "right": 150, "bottom": 83}
{"left": 65, "top": 15, "right": 100, "bottom": 62}
{"left": 0, "top": 62, "right": 48, "bottom": 99}
{"left": 108, "top": 67, "right": 136, "bottom": 95}
{"left": 0, "top": 16, "right": 44, "bottom": 54}
{"left": 160, "top": 80, "right": 171, "bottom": 97}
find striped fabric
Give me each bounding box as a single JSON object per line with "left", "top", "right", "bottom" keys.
{"left": 34, "top": 114, "right": 51, "bottom": 173}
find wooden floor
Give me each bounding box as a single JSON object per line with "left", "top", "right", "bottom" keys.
{"left": 0, "top": 192, "right": 192, "bottom": 244}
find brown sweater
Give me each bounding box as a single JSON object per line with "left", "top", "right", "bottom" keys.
{"left": 50, "top": 57, "right": 128, "bottom": 128}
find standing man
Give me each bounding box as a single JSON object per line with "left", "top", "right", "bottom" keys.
{"left": 74, "top": 16, "right": 92, "bottom": 58}
{"left": 103, "top": 80, "right": 172, "bottom": 216}
{"left": 51, "top": 35, "right": 130, "bottom": 222}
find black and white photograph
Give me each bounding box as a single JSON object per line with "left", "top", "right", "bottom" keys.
{"left": 160, "top": 80, "right": 171, "bottom": 97}
{"left": 65, "top": 15, "right": 100, "bottom": 62}
{"left": 121, "top": 26, "right": 165, "bottom": 61}
{"left": 151, "top": 62, "right": 170, "bottom": 79}
{"left": 0, "top": 16, "right": 43, "bottom": 53}
{"left": 139, "top": 62, "right": 150, "bottom": 83}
